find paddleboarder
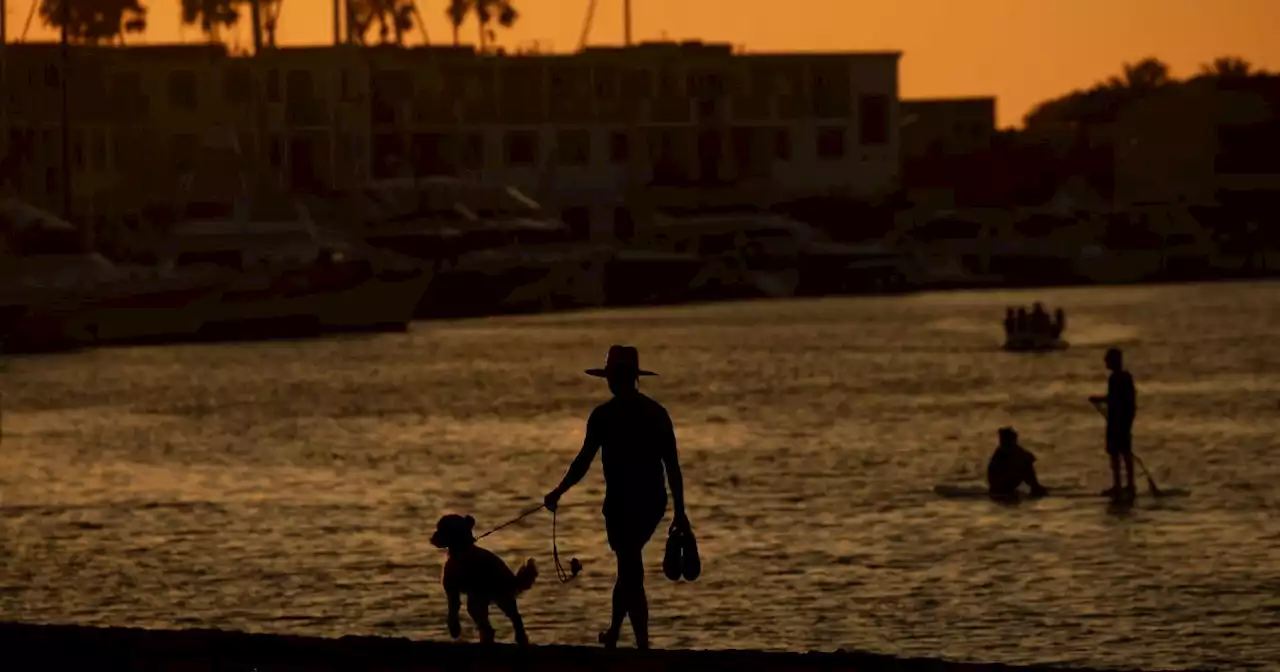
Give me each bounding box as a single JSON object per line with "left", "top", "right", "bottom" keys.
{"left": 987, "top": 427, "right": 1048, "bottom": 498}
{"left": 1089, "top": 348, "right": 1137, "bottom": 497}
{"left": 544, "top": 345, "right": 690, "bottom": 650}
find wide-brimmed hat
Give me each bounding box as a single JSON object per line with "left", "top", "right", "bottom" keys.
{"left": 585, "top": 345, "right": 657, "bottom": 378}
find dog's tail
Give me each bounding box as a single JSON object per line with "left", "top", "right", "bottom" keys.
{"left": 514, "top": 557, "right": 538, "bottom": 594}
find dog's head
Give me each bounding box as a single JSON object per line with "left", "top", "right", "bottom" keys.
{"left": 430, "top": 514, "right": 476, "bottom": 550}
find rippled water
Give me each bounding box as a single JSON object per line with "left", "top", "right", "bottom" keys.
{"left": 2, "top": 282, "right": 1279, "bottom": 670}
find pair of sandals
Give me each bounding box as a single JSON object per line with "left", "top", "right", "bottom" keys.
{"left": 599, "top": 520, "right": 701, "bottom": 649}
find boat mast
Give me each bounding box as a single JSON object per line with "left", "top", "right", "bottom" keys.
{"left": 59, "top": 0, "right": 71, "bottom": 220}
{"left": 250, "top": 0, "right": 264, "bottom": 55}
{"left": 623, "top": 0, "right": 631, "bottom": 46}
{"left": 333, "top": 0, "right": 342, "bottom": 45}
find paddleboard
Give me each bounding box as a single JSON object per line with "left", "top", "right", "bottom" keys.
{"left": 933, "top": 485, "right": 1190, "bottom": 500}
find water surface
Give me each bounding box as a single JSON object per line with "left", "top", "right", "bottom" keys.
{"left": 2, "top": 281, "right": 1278, "bottom": 670}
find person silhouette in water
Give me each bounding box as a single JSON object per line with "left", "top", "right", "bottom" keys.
{"left": 545, "top": 345, "right": 689, "bottom": 650}
{"left": 987, "top": 427, "right": 1048, "bottom": 499}
{"left": 1089, "top": 348, "right": 1137, "bottom": 497}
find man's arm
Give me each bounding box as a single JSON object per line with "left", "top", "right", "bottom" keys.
{"left": 660, "top": 411, "right": 688, "bottom": 527}
{"left": 545, "top": 414, "right": 602, "bottom": 509}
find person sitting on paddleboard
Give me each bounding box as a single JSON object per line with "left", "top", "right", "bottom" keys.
{"left": 1089, "top": 348, "right": 1137, "bottom": 497}
{"left": 544, "top": 345, "right": 690, "bottom": 650}
{"left": 987, "top": 427, "right": 1048, "bottom": 498}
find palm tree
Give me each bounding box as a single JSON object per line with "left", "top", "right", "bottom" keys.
{"left": 180, "top": 0, "right": 243, "bottom": 42}
{"left": 349, "top": 0, "right": 418, "bottom": 45}
{"left": 446, "top": 0, "right": 467, "bottom": 46}
{"left": 39, "top": 0, "right": 148, "bottom": 45}
{"left": 1200, "top": 56, "right": 1253, "bottom": 79}
{"left": 472, "top": 0, "right": 517, "bottom": 53}
{"left": 1105, "top": 57, "right": 1173, "bottom": 93}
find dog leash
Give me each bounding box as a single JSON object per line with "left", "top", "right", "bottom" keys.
{"left": 552, "top": 508, "right": 582, "bottom": 583}
{"left": 474, "top": 504, "right": 545, "bottom": 541}
{"left": 473, "top": 503, "right": 582, "bottom": 584}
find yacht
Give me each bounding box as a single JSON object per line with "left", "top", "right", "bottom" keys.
{"left": 156, "top": 195, "right": 432, "bottom": 340}
{"left": 0, "top": 199, "right": 228, "bottom": 353}
{"left": 321, "top": 177, "right": 609, "bottom": 317}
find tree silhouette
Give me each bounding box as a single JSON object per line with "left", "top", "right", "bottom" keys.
{"left": 472, "top": 0, "right": 518, "bottom": 53}
{"left": 178, "top": 0, "right": 282, "bottom": 46}
{"left": 179, "top": 0, "right": 243, "bottom": 42}
{"left": 1200, "top": 56, "right": 1254, "bottom": 79}
{"left": 349, "top": 0, "right": 418, "bottom": 45}
{"left": 441, "top": 0, "right": 517, "bottom": 51}
{"left": 1024, "top": 58, "right": 1174, "bottom": 127}
{"left": 446, "top": 0, "right": 467, "bottom": 46}
{"left": 1105, "top": 58, "right": 1172, "bottom": 93}
{"left": 39, "top": 0, "right": 148, "bottom": 45}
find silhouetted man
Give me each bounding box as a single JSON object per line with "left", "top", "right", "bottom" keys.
{"left": 545, "top": 345, "right": 689, "bottom": 650}
{"left": 1051, "top": 308, "right": 1066, "bottom": 339}
{"left": 987, "top": 427, "right": 1047, "bottom": 498}
{"left": 1089, "top": 348, "right": 1137, "bottom": 497}
{"left": 1015, "top": 307, "right": 1029, "bottom": 336}
{"left": 1030, "top": 302, "right": 1050, "bottom": 337}
{"left": 1003, "top": 308, "right": 1016, "bottom": 340}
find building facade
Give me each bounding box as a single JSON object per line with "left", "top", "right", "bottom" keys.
{"left": 1, "top": 42, "right": 902, "bottom": 236}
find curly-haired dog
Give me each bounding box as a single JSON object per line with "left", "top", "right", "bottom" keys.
{"left": 430, "top": 513, "right": 538, "bottom": 645}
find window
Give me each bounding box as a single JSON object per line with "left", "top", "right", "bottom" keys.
{"left": 72, "top": 130, "right": 86, "bottom": 171}
{"left": 40, "top": 129, "right": 55, "bottom": 163}
{"left": 454, "top": 132, "right": 485, "bottom": 170}
{"left": 171, "top": 133, "right": 199, "bottom": 171}
{"left": 816, "top": 127, "right": 846, "bottom": 160}
{"left": 269, "top": 133, "right": 284, "bottom": 168}
{"left": 340, "top": 70, "right": 355, "bottom": 100}
{"left": 609, "top": 131, "right": 629, "bottom": 164}
{"left": 504, "top": 130, "right": 538, "bottom": 166}
{"left": 167, "top": 70, "right": 199, "bottom": 110}
{"left": 614, "top": 207, "right": 635, "bottom": 241}
{"left": 557, "top": 129, "right": 590, "bottom": 166}
{"left": 224, "top": 67, "right": 252, "bottom": 103}
{"left": 286, "top": 70, "right": 313, "bottom": 103}
{"left": 266, "top": 70, "right": 281, "bottom": 102}
{"left": 91, "top": 129, "right": 108, "bottom": 171}
{"left": 774, "top": 128, "right": 791, "bottom": 161}
{"left": 858, "top": 94, "right": 889, "bottom": 145}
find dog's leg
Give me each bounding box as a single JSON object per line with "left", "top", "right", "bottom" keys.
{"left": 496, "top": 595, "right": 529, "bottom": 646}
{"left": 445, "top": 587, "right": 463, "bottom": 640}
{"left": 467, "top": 594, "right": 496, "bottom": 644}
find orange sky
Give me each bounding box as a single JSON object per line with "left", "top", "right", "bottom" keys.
{"left": 6, "top": 0, "right": 1280, "bottom": 127}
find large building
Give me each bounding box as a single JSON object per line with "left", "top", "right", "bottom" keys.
{"left": 1, "top": 41, "right": 902, "bottom": 238}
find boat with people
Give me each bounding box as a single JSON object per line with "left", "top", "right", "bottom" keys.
{"left": 1002, "top": 301, "right": 1068, "bottom": 352}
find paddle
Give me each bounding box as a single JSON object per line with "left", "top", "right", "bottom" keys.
{"left": 1089, "top": 399, "right": 1163, "bottom": 497}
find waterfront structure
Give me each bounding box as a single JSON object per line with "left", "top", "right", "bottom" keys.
{"left": 1, "top": 41, "right": 901, "bottom": 239}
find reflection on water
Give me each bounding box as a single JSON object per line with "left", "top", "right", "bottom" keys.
{"left": 2, "top": 281, "right": 1279, "bottom": 670}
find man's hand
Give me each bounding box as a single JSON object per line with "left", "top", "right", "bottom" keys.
{"left": 1088, "top": 395, "right": 1105, "bottom": 404}
{"left": 673, "top": 509, "right": 690, "bottom": 533}
{"left": 544, "top": 489, "right": 562, "bottom": 513}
